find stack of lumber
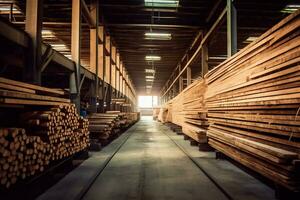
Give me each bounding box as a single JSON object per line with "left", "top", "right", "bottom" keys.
{"left": 125, "top": 112, "right": 140, "bottom": 124}
{"left": 0, "top": 77, "right": 89, "bottom": 188}
{"left": 152, "top": 107, "right": 160, "bottom": 120}
{"left": 111, "top": 98, "right": 126, "bottom": 105}
{"left": 88, "top": 111, "right": 139, "bottom": 142}
{"left": 181, "top": 79, "right": 208, "bottom": 143}
{"left": 171, "top": 95, "right": 184, "bottom": 126}
{"left": 205, "top": 11, "right": 300, "bottom": 191}
{"left": 157, "top": 103, "right": 171, "bottom": 123}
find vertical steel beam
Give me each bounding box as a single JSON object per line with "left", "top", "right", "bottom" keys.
{"left": 179, "top": 66, "right": 183, "bottom": 92}
{"left": 71, "top": 0, "right": 81, "bottom": 112}
{"left": 90, "top": 0, "right": 99, "bottom": 113}
{"left": 25, "top": 0, "right": 43, "bottom": 85}
{"left": 201, "top": 43, "right": 208, "bottom": 77}
{"left": 227, "top": 0, "right": 237, "bottom": 57}
{"left": 187, "top": 67, "right": 192, "bottom": 86}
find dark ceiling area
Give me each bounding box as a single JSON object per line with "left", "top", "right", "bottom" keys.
{"left": 1, "top": 0, "right": 298, "bottom": 95}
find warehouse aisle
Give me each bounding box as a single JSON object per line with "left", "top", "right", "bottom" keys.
{"left": 82, "top": 116, "right": 228, "bottom": 200}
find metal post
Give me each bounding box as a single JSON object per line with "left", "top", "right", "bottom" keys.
{"left": 227, "top": 0, "right": 237, "bottom": 57}
{"left": 71, "top": 0, "right": 81, "bottom": 112}
{"left": 187, "top": 67, "right": 192, "bottom": 86}
{"left": 25, "top": 0, "right": 43, "bottom": 85}
{"left": 90, "top": 0, "right": 99, "bottom": 113}
{"left": 201, "top": 43, "right": 208, "bottom": 77}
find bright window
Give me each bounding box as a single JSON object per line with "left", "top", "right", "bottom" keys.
{"left": 138, "top": 96, "right": 158, "bottom": 108}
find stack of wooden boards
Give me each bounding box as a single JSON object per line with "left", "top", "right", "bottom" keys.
{"left": 157, "top": 80, "right": 209, "bottom": 144}
{"left": 111, "top": 98, "right": 126, "bottom": 105}
{"left": 157, "top": 11, "right": 300, "bottom": 191}
{"left": 157, "top": 103, "right": 171, "bottom": 123}
{"left": 181, "top": 80, "right": 208, "bottom": 144}
{"left": 205, "top": 11, "right": 300, "bottom": 191}
{"left": 0, "top": 77, "right": 89, "bottom": 188}
{"left": 152, "top": 108, "right": 160, "bottom": 120}
{"left": 88, "top": 111, "right": 139, "bottom": 143}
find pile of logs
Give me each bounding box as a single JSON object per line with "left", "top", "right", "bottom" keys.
{"left": 0, "top": 77, "right": 89, "bottom": 188}
{"left": 205, "top": 10, "right": 300, "bottom": 191}
{"left": 88, "top": 111, "right": 139, "bottom": 143}
{"left": 20, "top": 105, "right": 89, "bottom": 161}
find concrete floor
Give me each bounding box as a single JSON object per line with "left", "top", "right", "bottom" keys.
{"left": 38, "top": 116, "right": 276, "bottom": 200}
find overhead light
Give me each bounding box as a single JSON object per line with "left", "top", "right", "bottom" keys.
{"left": 145, "top": 55, "right": 161, "bottom": 61}
{"left": 0, "top": 6, "right": 18, "bottom": 12}
{"left": 145, "top": 69, "right": 156, "bottom": 73}
{"left": 146, "top": 75, "right": 155, "bottom": 79}
{"left": 146, "top": 79, "right": 154, "bottom": 82}
{"left": 146, "top": 85, "right": 152, "bottom": 89}
{"left": 145, "top": 0, "right": 179, "bottom": 8}
{"left": 145, "top": 32, "right": 172, "bottom": 40}
{"left": 243, "top": 36, "right": 258, "bottom": 44}
{"left": 281, "top": 4, "right": 300, "bottom": 13}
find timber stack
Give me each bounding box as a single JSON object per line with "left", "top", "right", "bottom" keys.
{"left": 182, "top": 79, "right": 208, "bottom": 144}
{"left": 152, "top": 107, "right": 160, "bottom": 120}
{"left": 0, "top": 77, "right": 90, "bottom": 188}
{"left": 205, "top": 11, "right": 300, "bottom": 191}
{"left": 88, "top": 111, "right": 139, "bottom": 143}
{"left": 156, "top": 11, "right": 300, "bottom": 191}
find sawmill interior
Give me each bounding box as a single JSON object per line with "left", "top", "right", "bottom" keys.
{"left": 0, "top": 0, "right": 300, "bottom": 199}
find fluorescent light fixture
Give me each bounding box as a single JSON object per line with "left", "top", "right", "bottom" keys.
{"left": 145, "top": 32, "right": 172, "bottom": 40}
{"left": 145, "top": 69, "right": 156, "bottom": 73}
{"left": 0, "top": 6, "right": 17, "bottom": 12}
{"left": 281, "top": 4, "right": 300, "bottom": 13}
{"left": 244, "top": 36, "right": 258, "bottom": 44}
{"left": 146, "top": 79, "right": 154, "bottom": 82}
{"left": 145, "top": 0, "right": 179, "bottom": 8}
{"left": 146, "top": 75, "right": 155, "bottom": 79}
{"left": 146, "top": 86, "right": 152, "bottom": 89}
{"left": 42, "top": 30, "right": 53, "bottom": 34}
{"left": 145, "top": 55, "right": 161, "bottom": 61}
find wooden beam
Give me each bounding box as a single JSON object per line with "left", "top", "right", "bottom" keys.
{"left": 81, "top": 0, "right": 96, "bottom": 28}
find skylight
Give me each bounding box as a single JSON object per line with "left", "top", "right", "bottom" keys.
{"left": 145, "top": 0, "right": 179, "bottom": 8}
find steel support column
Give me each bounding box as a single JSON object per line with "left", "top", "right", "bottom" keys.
{"left": 201, "top": 43, "right": 208, "bottom": 77}
{"left": 187, "top": 67, "right": 192, "bottom": 86}
{"left": 90, "top": 0, "right": 99, "bottom": 113}
{"left": 227, "top": 0, "right": 237, "bottom": 57}
{"left": 70, "top": 0, "right": 81, "bottom": 112}
{"left": 25, "top": 0, "right": 43, "bottom": 85}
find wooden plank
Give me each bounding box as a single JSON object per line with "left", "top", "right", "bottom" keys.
{"left": 0, "top": 82, "right": 35, "bottom": 94}
{"left": 0, "top": 89, "right": 70, "bottom": 103}
{"left": 0, "top": 98, "right": 70, "bottom": 106}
